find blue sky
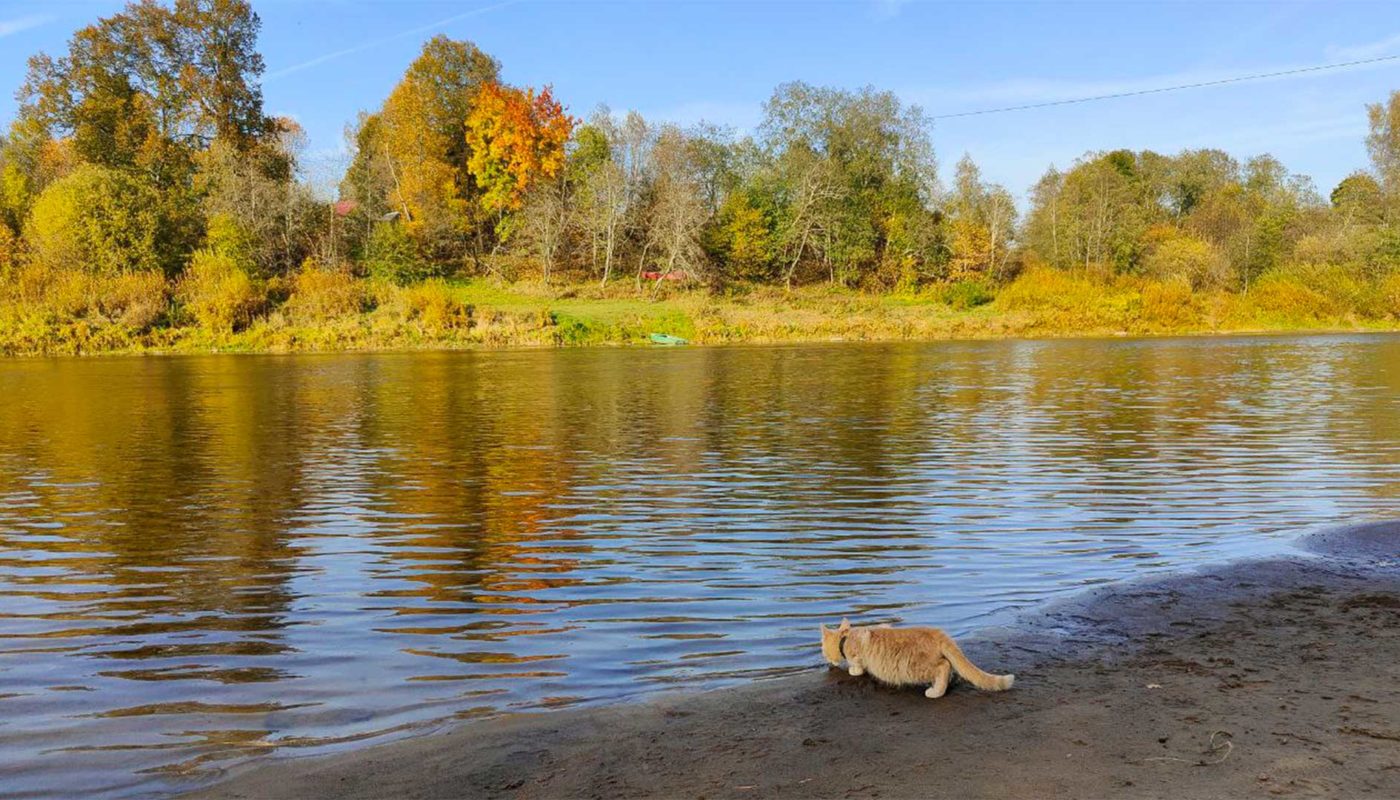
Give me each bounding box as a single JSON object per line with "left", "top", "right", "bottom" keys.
{"left": 3, "top": 0, "right": 1400, "bottom": 201}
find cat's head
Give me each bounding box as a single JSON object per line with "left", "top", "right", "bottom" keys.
{"left": 819, "top": 617, "right": 850, "bottom": 665}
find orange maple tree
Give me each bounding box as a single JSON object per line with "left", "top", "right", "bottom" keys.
{"left": 465, "top": 82, "right": 574, "bottom": 215}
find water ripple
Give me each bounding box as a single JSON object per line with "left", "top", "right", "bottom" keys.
{"left": 0, "top": 336, "right": 1398, "bottom": 797}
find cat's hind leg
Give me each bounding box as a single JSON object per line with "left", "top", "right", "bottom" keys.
{"left": 924, "top": 658, "right": 952, "bottom": 698}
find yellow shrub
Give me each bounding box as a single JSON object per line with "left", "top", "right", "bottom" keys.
{"left": 1142, "top": 231, "right": 1231, "bottom": 290}
{"left": 1137, "top": 277, "right": 1198, "bottom": 329}
{"left": 96, "top": 271, "right": 168, "bottom": 331}
{"left": 1281, "top": 263, "right": 1377, "bottom": 317}
{"left": 1381, "top": 271, "right": 1400, "bottom": 318}
{"left": 1246, "top": 272, "right": 1337, "bottom": 320}
{"left": 401, "top": 279, "right": 471, "bottom": 333}
{"left": 0, "top": 224, "right": 20, "bottom": 278}
{"left": 179, "top": 249, "right": 265, "bottom": 333}
{"left": 997, "top": 267, "right": 1098, "bottom": 312}
{"left": 38, "top": 267, "right": 95, "bottom": 317}
{"left": 285, "top": 263, "right": 368, "bottom": 321}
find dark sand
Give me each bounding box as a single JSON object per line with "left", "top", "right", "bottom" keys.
{"left": 192, "top": 521, "right": 1400, "bottom": 799}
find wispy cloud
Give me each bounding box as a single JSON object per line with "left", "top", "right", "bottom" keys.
{"left": 906, "top": 53, "right": 1400, "bottom": 117}
{"left": 264, "top": 0, "right": 521, "bottom": 82}
{"left": 871, "top": 0, "right": 911, "bottom": 21}
{"left": 0, "top": 13, "right": 54, "bottom": 39}
{"left": 1327, "top": 32, "right": 1400, "bottom": 61}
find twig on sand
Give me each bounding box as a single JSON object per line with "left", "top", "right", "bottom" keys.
{"left": 1340, "top": 726, "right": 1400, "bottom": 742}
{"left": 1137, "top": 730, "right": 1234, "bottom": 766}
{"left": 1272, "top": 730, "right": 1324, "bottom": 746}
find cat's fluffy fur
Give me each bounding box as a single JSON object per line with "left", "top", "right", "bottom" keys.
{"left": 820, "top": 618, "right": 1015, "bottom": 698}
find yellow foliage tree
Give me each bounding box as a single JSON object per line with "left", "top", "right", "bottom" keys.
{"left": 24, "top": 164, "right": 167, "bottom": 275}
{"left": 723, "top": 195, "right": 776, "bottom": 274}
{"left": 946, "top": 215, "right": 992, "bottom": 282}
{"left": 464, "top": 82, "right": 574, "bottom": 216}
{"left": 349, "top": 36, "right": 499, "bottom": 255}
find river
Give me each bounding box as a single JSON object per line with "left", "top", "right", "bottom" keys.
{"left": 1, "top": 335, "right": 1398, "bottom": 797}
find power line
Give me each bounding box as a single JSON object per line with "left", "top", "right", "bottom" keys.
{"left": 930, "top": 54, "right": 1400, "bottom": 120}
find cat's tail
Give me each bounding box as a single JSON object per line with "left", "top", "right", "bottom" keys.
{"left": 941, "top": 639, "right": 1015, "bottom": 691}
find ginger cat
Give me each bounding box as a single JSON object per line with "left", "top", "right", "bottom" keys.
{"left": 820, "top": 618, "right": 1014, "bottom": 698}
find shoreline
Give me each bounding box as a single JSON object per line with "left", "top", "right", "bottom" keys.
{"left": 7, "top": 325, "right": 1400, "bottom": 361}
{"left": 189, "top": 519, "right": 1400, "bottom": 799}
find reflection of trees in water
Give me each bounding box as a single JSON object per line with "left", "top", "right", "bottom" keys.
{"left": 0, "top": 359, "right": 306, "bottom": 646}
{"left": 3, "top": 340, "right": 1395, "bottom": 649}
{"left": 348, "top": 354, "right": 590, "bottom": 611}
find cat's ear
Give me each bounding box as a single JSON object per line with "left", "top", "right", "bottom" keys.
{"left": 838, "top": 617, "right": 850, "bottom": 632}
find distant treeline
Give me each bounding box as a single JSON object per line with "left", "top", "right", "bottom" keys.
{"left": 1, "top": 0, "right": 1399, "bottom": 353}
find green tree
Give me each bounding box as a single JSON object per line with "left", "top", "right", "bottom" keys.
{"left": 1331, "top": 172, "right": 1385, "bottom": 225}
{"left": 758, "top": 82, "right": 938, "bottom": 287}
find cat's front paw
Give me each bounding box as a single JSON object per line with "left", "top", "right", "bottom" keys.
{"left": 848, "top": 665, "right": 865, "bottom": 676}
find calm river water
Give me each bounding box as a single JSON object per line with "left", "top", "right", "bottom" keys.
{"left": 1, "top": 335, "right": 1398, "bottom": 797}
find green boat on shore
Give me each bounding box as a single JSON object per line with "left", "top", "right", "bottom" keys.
{"left": 649, "top": 333, "right": 690, "bottom": 346}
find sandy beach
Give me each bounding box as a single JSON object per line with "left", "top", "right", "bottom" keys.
{"left": 191, "top": 520, "right": 1400, "bottom": 799}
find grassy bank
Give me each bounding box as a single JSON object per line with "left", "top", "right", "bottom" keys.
{"left": 2, "top": 265, "right": 1399, "bottom": 356}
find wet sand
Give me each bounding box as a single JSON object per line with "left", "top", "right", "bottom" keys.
{"left": 192, "top": 521, "right": 1400, "bottom": 799}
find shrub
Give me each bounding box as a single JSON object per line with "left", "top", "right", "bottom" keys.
{"left": 997, "top": 267, "right": 1097, "bottom": 312}
{"left": 7, "top": 262, "right": 58, "bottom": 305}
{"left": 35, "top": 266, "right": 94, "bottom": 317}
{"left": 1382, "top": 271, "right": 1400, "bottom": 318}
{"left": 1142, "top": 232, "right": 1231, "bottom": 290}
{"left": 1137, "top": 277, "right": 1198, "bottom": 329}
{"left": 285, "top": 262, "right": 369, "bottom": 321}
{"left": 24, "top": 165, "right": 167, "bottom": 275}
{"left": 940, "top": 280, "right": 994, "bottom": 309}
{"left": 364, "top": 222, "right": 431, "bottom": 285}
{"left": 1, "top": 261, "right": 167, "bottom": 332}
{"left": 401, "top": 279, "right": 471, "bottom": 333}
{"left": 205, "top": 212, "right": 257, "bottom": 268}
{"left": 95, "top": 271, "right": 169, "bottom": 331}
{"left": 0, "top": 223, "right": 21, "bottom": 278}
{"left": 1246, "top": 272, "right": 1337, "bottom": 320}
{"left": 1293, "top": 232, "right": 1365, "bottom": 267}
{"left": 179, "top": 249, "right": 265, "bottom": 333}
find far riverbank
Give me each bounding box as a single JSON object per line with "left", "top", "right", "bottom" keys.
{"left": 4, "top": 269, "right": 1400, "bottom": 356}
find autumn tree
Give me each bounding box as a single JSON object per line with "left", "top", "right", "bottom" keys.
{"left": 19, "top": 0, "right": 270, "bottom": 189}
{"left": 569, "top": 116, "right": 632, "bottom": 285}
{"left": 196, "top": 117, "right": 319, "bottom": 277}
{"left": 1026, "top": 150, "right": 1159, "bottom": 275}
{"left": 517, "top": 177, "right": 570, "bottom": 283}
{"left": 344, "top": 36, "right": 499, "bottom": 266}
{"left": 464, "top": 82, "right": 574, "bottom": 221}
{"left": 1331, "top": 172, "right": 1385, "bottom": 226}
{"left": 946, "top": 154, "right": 1016, "bottom": 282}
